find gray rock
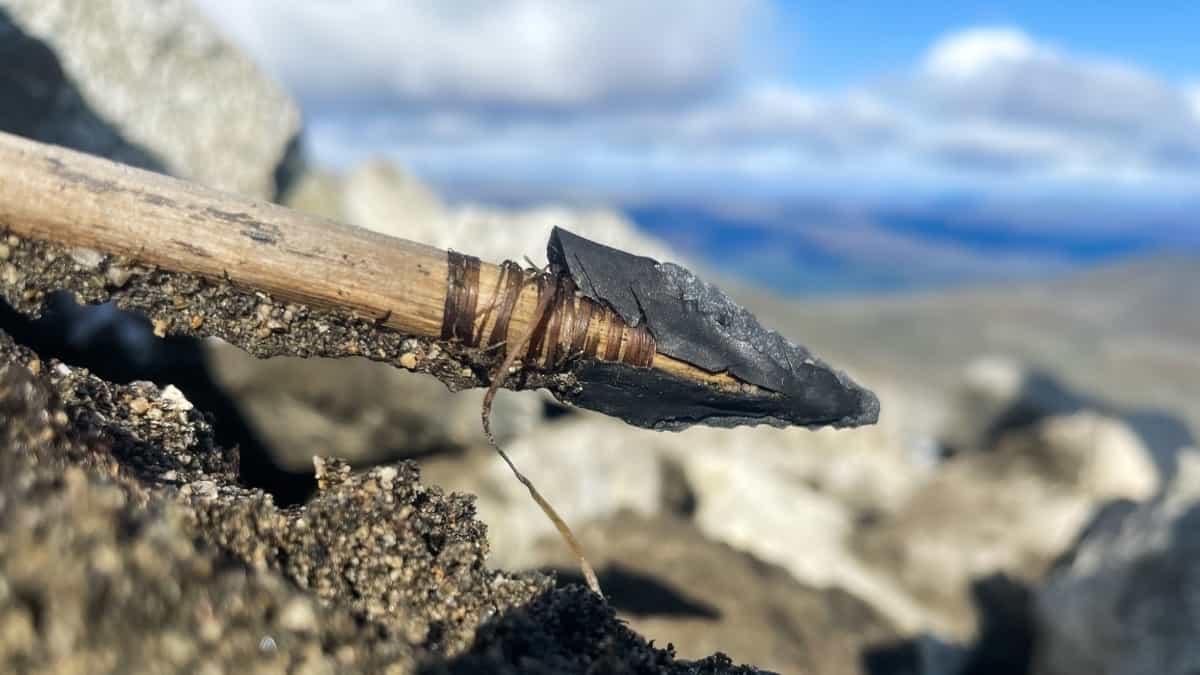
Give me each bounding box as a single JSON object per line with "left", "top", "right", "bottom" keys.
{"left": 863, "top": 634, "right": 969, "bottom": 675}
{"left": 203, "top": 339, "right": 544, "bottom": 471}
{"left": 857, "top": 407, "right": 1157, "bottom": 638}
{"left": 417, "top": 401, "right": 938, "bottom": 636}
{"left": 419, "top": 415, "right": 667, "bottom": 570}
{"left": 0, "top": 5, "right": 164, "bottom": 174}
{"left": 0, "top": 0, "right": 301, "bottom": 199}
{"left": 940, "top": 356, "right": 1087, "bottom": 456}
{"left": 1032, "top": 450, "right": 1200, "bottom": 675}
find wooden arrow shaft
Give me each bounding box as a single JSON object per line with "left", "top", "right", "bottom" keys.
{"left": 0, "top": 131, "right": 743, "bottom": 392}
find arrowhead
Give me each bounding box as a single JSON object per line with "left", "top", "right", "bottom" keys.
{"left": 548, "top": 227, "right": 880, "bottom": 430}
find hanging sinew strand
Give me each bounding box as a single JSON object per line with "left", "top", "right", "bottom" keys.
{"left": 441, "top": 250, "right": 658, "bottom": 598}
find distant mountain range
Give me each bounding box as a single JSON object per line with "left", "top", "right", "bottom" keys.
{"left": 627, "top": 201, "right": 1198, "bottom": 296}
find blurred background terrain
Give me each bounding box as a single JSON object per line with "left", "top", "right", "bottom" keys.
{"left": 1, "top": 1, "right": 1198, "bottom": 674}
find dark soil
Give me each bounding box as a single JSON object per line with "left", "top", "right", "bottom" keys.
{"left": 0, "top": 314, "right": 767, "bottom": 672}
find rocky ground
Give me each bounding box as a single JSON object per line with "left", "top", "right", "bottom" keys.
{"left": 4, "top": 2, "right": 1200, "bottom": 674}
{"left": 0, "top": 327, "right": 767, "bottom": 674}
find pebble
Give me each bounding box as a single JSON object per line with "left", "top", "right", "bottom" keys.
{"left": 106, "top": 266, "right": 133, "bottom": 288}
{"left": 1, "top": 263, "right": 20, "bottom": 286}
{"left": 278, "top": 597, "right": 318, "bottom": 633}
{"left": 398, "top": 352, "right": 418, "bottom": 369}
{"left": 69, "top": 247, "right": 104, "bottom": 269}
{"left": 161, "top": 385, "right": 194, "bottom": 411}
{"left": 189, "top": 480, "right": 219, "bottom": 500}
{"left": 129, "top": 397, "right": 151, "bottom": 414}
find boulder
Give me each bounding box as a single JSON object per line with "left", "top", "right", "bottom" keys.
{"left": 203, "top": 341, "right": 544, "bottom": 471}
{"left": 335, "top": 157, "right": 679, "bottom": 264}
{"left": 0, "top": 0, "right": 302, "bottom": 199}
{"left": 1031, "top": 449, "right": 1200, "bottom": 675}
{"left": 856, "top": 408, "right": 1158, "bottom": 637}
{"left": 940, "top": 356, "right": 1087, "bottom": 457}
{"left": 417, "top": 392, "right": 938, "bottom": 636}
{"left": 419, "top": 414, "right": 668, "bottom": 570}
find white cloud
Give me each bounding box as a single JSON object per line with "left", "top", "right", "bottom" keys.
{"left": 192, "top": 0, "right": 765, "bottom": 109}
{"left": 924, "top": 27, "right": 1037, "bottom": 80}
{"left": 671, "top": 85, "right": 899, "bottom": 157}
{"left": 1187, "top": 84, "right": 1200, "bottom": 120}
{"left": 921, "top": 123, "right": 1074, "bottom": 172}
{"left": 905, "top": 29, "right": 1200, "bottom": 183}
{"left": 915, "top": 28, "right": 1199, "bottom": 142}
{"left": 191, "top": 6, "right": 1200, "bottom": 201}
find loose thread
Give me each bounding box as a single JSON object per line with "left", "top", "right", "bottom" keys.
{"left": 481, "top": 276, "right": 603, "bottom": 598}
{"left": 440, "top": 249, "right": 663, "bottom": 600}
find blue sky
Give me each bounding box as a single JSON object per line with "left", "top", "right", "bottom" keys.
{"left": 194, "top": 1, "right": 1200, "bottom": 292}
{"left": 778, "top": 2, "right": 1200, "bottom": 86}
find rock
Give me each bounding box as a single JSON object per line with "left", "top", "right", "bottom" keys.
{"left": 420, "top": 414, "right": 666, "bottom": 570}
{"left": 418, "top": 392, "right": 936, "bottom": 634}
{"left": 203, "top": 342, "right": 544, "bottom": 470}
{"left": 669, "top": 429, "right": 937, "bottom": 635}
{"left": 1004, "top": 411, "right": 1158, "bottom": 501}
{"left": 68, "top": 247, "right": 104, "bottom": 269}
{"left": 283, "top": 169, "right": 345, "bottom": 221}
{"left": 333, "top": 157, "right": 679, "bottom": 265}
{"left": 0, "top": 5, "right": 163, "bottom": 174}
{"left": 1031, "top": 449, "right": 1200, "bottom": 675}
{"left": 160, "top": 384, "right": 193, "bottom": 411}
{"left": 0, "top": 0, "right": 304, "bottom": 412}
{"left": 340, "top": 160, "right": 450, "bottom": 239}
{"left": 856, "top": 408, "right": 1158, "bottom": 638}
{"left": 940, "top": 356, "right": 1086, "bottom": 456}
{"left": 0, "top": 0, "right": 301, "bottom": 199}
{"left": 863, "top": 574, "right": 1034, "bottom": 675}
{"left": 863, "top": 634, "right": 969, "bottom": 675}
{"left": 533, "top": 514, "right": 900, "bottom": 675}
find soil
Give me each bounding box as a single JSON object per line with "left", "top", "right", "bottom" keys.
{"left": 0, "top": 325, "right": 769, "bottom": 673}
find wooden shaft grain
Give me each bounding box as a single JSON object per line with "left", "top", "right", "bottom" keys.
{"left": 0, "top": 131, "right": 750, "bottom": 393}
{"left": 0, "top": 130, "right": 454, "bottom": 338}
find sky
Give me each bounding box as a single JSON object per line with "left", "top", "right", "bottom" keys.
{"left": 778, "top": 2, "right": 1200, "bottom": 86}
{"left": 193, "top": 1, "right": 1200, "bottom": 293}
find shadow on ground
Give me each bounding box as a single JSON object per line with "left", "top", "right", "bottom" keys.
{"left": 0, "top": 293, "right": 316, "bottom": 504}
{"left": 549, "top": 564, "right": 722, "bottom": 621}
{"left": 422, "top": 586, "right": 758, "bottom": 675}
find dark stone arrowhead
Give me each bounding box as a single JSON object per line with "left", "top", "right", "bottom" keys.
{"left": 547, "top": 226, "right": 880, "bottom": 431}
